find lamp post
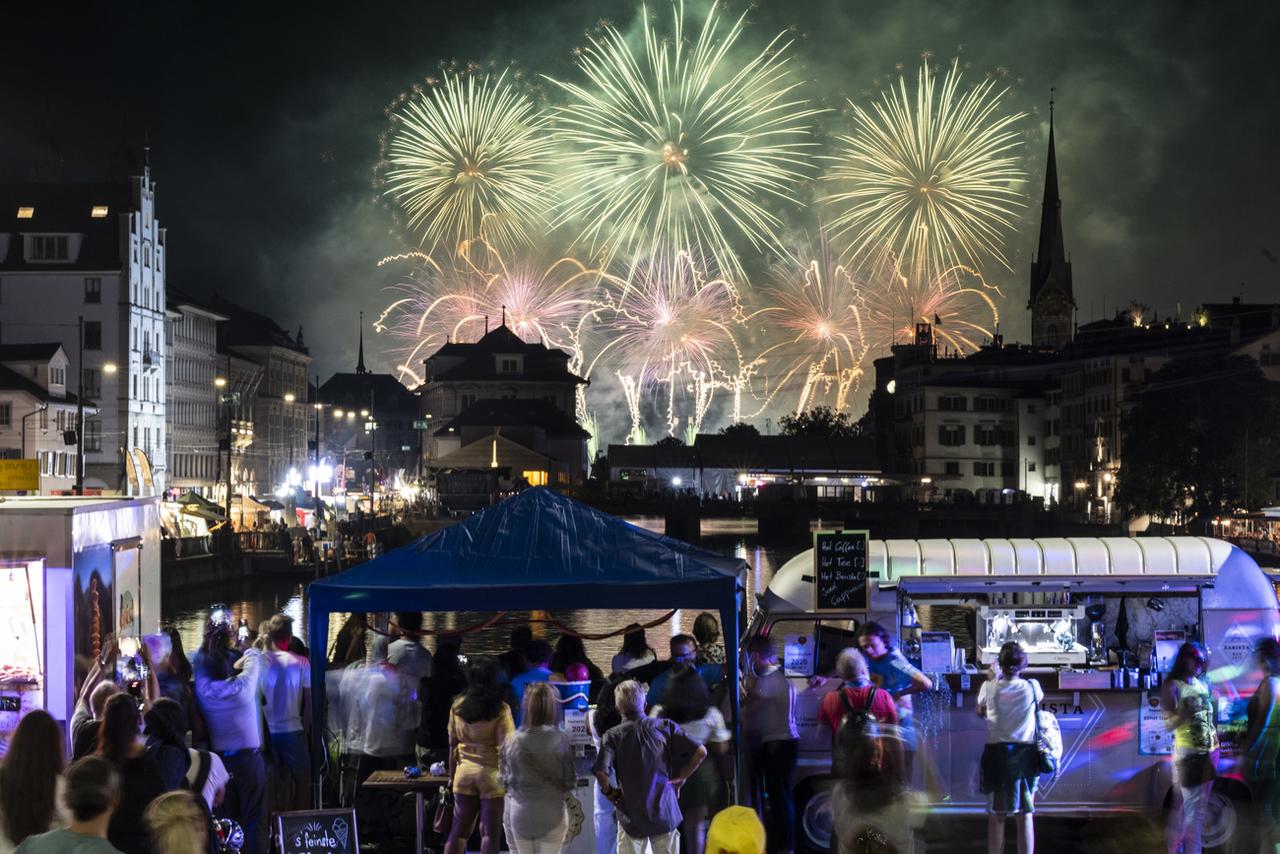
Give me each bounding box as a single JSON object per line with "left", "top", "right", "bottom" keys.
{"left": 75, "top": 316, "right": 85, "bottom": 494}
{"left": 216, "top": 355, "right": 232, "bottom": 527}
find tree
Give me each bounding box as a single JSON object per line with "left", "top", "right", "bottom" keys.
{"left": 655, "top": 435, "right": 685, "bottom": 448}
{"left": 718, "top": 422, "right": 761, "bottom": 440}
{"left": 1117, "top": 354, "right": 1280, "bottom": 525}
{"left": 778, "top": 406, "right": 859, "bottom": 438}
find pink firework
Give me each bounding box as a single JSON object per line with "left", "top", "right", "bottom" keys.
{"left": 860, "top": 256, "right": 1002, "bottom": 356}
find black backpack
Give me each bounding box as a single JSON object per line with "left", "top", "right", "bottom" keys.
{"left": 834, "top": 686, "right": 880, "bottom": 774}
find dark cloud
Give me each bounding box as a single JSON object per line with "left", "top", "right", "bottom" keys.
{"left": 3, "top": 0, "right": 1277, "bottom": 396}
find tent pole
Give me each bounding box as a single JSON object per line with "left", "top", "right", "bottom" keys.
{"left": 308, "top": 596, "right": 330, "bottom": 808}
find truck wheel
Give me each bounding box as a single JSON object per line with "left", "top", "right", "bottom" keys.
{"left": 795, "top": 776, "right": 837, "bottom": 854}
{"left": 1202, "top": 782, "right": 1253, "bottom": 854}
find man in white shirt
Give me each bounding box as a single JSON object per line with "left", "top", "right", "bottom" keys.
{"left": 260, "top": 614, "right": 312, "bottom": 811}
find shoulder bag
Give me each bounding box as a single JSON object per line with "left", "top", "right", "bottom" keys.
{"left": 1031, "top": 680, "right": 1062, "bottom": 775}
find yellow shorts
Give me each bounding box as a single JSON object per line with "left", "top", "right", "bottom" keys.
{"left": 453, "top": 761, "right": 504, "bottom": 799}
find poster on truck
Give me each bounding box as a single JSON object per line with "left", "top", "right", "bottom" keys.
{"left": 73, "top": 544, "right": 115, "bottom": 691}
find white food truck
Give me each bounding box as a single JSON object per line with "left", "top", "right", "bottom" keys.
{"left": 745, "top": 534, "right": 1280, "bottom": 854}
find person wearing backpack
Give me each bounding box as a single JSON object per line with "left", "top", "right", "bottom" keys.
{"left": 817, "top": 650, "right": 899, "bottom": 777}
{"left": 977, "top": 642, "right": 1041, "bottom": 854}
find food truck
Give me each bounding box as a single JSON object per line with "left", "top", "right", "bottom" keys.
{"left": 747, "top": 534, "right": 1280, "bottom": 854}
{"left": 0, "top": 496, "right": 162, "bottom": 755}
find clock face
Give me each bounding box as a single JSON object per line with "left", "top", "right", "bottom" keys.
{"left": 1038, "top": 287, "right": 1067, "bottom": 314}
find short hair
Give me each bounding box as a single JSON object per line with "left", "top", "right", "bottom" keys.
{"left": 510, "top": 626, "right": 534, "bottom": 649}
{"left": 268, "top": 614, "right": 294, "bottom": 647}
{"left": 524, "top": 639, "right": 553, "bottom": 667}
{"left": 857, "top": 622, "right": 890, "bottom": 645}
{"left": 746, "top": 636, "right": 777, "bottom": 661}
{"left": 835, "top": 648, "right": 870, "bottom": 684}
{"left": 670, "top": 634, "right": 697, "bottom": 651}
{"left": 89, "top": 681, "right": 121, "bottom": 718}
{"left": 521, "top": 682, "right": 560, "bottom": 729}
{"left": 396, "top": 611, "right": 424, "bottom": 634}
{"left": 614, "top": 680, "right": 646, "bottom": 716}
{"left": 144, "top": 790, "right": 207, "bottom": 853}
{"left": 693, "top": 612, "right": 721, "bottom": 646}
{"left": 63, "top": 756, "right": 120, "bottom": 822}
{"left": 997, "top": 641, "right": 1028, "bottom": 678}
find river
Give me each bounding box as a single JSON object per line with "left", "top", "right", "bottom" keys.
{"left": 161, "top": 517, "right": 796, "bottom": 666}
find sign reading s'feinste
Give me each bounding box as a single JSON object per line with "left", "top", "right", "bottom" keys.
{"left": 276, "top": 809, "right": 358, "bottom": 854}
{"left": 814, "top": 529, "right": 870, "bottom": 611}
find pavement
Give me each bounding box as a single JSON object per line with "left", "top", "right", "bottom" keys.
{"left": 919, "top": 813, "right": 1166, "bottom": 853}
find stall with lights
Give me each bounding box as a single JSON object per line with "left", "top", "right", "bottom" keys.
{"left": 0, "top": 496, "right": 161, "bottom": 755}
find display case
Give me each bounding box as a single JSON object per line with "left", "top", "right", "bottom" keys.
{"left": 978, "top": 604, "right": 1088, "bottom": 666}
{"left": 0, "top": 559, "right": 46, "bottom": 758}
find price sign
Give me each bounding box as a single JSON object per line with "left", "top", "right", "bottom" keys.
{"left": 276, "top": 808, "right": 358, "bottom": 854}
{"left": 813, "top": 529, "right": 870, "bottom": 611}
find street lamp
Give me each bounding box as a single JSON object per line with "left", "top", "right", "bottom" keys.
{"left": 103, "top": 363, "right": 118, "bottom": 375}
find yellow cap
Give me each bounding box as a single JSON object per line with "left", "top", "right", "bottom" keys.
{"left": 706, "top": 806, "right": 766, "bottom": 854}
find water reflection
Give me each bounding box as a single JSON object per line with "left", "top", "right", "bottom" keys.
{"left": 162, "top": 517, "right": 788, "bottom": 666}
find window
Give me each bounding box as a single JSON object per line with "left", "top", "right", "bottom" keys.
{"left": 974, "top": 461, "right": 995, "bottom": 477}
{"left": 0, "top": 403, "right": 9, "bottom": 427}
{"left": 522, "top": 470, "right": 549, "bottom": 487}
{"left": 84, "top": 277, "right": 102, "bottom": 303}
{"left": 1028, "top": 462, "right": 1037, "bottom": 472}
{"left": 938, "top": 395, "right": 967, "bottom": 412}
{"left": 91, "top": 205, "right": 109, "bottom": 219}
{"left": 29, "top": 235, "right": 69, "bottom": 261}
{"left": 499, "top": 357, "right": 519, "bottom": 373}
{"left": 944, "top": 461, "right": 960, "bottom": 476}
{"left": 39, "top": 408, "right": 48, "bottom": 429}
{"left": 1027, "top": 435, "right": 1036, "bottom": 446}
{"left": 1001, "top": 461, "right": 1015, "bottom": 477}
{"left": 84, "top": 321, "right": 102, "bottom": 350}
{"left": 460, "top": 393, "right": 477, "bottom": 410}
{"left": 83, "top": 369, "right": 101, "bottom": 399}
{"left": 16, "top": 207, "right": 34, "bottom": 219}
{"left": 974, "top": 397, "right": 1010, "bottom": 413}
{"left": 938, "top": 425, "right": 965, "bottom": 446}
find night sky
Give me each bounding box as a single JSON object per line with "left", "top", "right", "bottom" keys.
{"left": 4, "top": 1, "right": 1277, "bottom": 388}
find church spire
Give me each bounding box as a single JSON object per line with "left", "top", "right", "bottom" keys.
{"left": 1028, "top": 92, "right": 1074, "bottom": 349}
{"left": 356, "top": 311, "right": 368, "bottom": 374}
{"left": 1034, "top": 94, "right": 1067, "bottom": 274}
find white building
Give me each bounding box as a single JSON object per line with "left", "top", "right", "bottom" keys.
{"left": 0, "top": 156, "right": 167, "bottom": 493}
{"left": 0, "top": 343, "right": 95, "bottom": 493}
{"left": 165, "top": 291, "right": 226, "bottom": 496}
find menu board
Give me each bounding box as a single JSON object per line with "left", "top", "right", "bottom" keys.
{"left": 276, "top": 809, "right": 358, "bottom": 854}
{"left": 814, "top": 529, "right": 870, "bottom": 611}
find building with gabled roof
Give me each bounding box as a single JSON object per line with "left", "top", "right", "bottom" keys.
{"left": 0, "top": 342, "right": 96, "bottom": 493}
{"left": 419, "top": 322, "right": 590, "bottom": 487}
{"left": 0, "top": 152, "right": 167, "bottom": 493}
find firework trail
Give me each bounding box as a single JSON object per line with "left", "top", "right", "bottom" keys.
{"left": 746, "top": 237, "right": 869, "bottom": 415}
{"left": 547, "top": 0, "right": 820, "bottom": 283}
{"left": 380, "top": 71, "right": 557, "bottom": 254}
{"left": 374, "top": 241, "right": 604, "bottom": 386}
{"left": 824, "top": 58, "right": 1027, "bottom": 286}
{"left": 588, "top": 251, "right": 746, "bottom": 441}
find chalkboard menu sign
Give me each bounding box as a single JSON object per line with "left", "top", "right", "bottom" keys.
{"left": 276, "top": 809, "right": 358, "bottom": 854}
{"left": 814, "top": 529, "right": 870, "bottom": 611}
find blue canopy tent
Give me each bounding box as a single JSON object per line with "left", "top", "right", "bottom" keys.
{"left": 307, "top": 486, "right": 747, "bottom": 792}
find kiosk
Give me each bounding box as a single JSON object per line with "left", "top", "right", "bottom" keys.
{"left": 0, "top": 496, "right": 162, "bottom": 754}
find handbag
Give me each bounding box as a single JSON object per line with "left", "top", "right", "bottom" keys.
{"left": 431, "top": 786, "right": 455, "bottom": 837}
{"left": 1031, "top": 681, "right": 1062, "bottom": 775}
{"left": 563, "top": 792, "right": 586, "bottom": 842}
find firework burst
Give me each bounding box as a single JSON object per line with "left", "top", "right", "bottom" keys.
{"left": 860, "top": 255, "right": 1002, "bottom": 356}
{"left": 748, "top": 238, "right": 869, "bottom": 414}
{"left": 824, "top": 58, "right": 1027, "bottom": 283}
{"left": 381, "top": 71, "right": 557, "bottom": 254}
{"left": 589, "top": 252, "right": 745, "bottom": 440}
{"left": 375, "top": 241, "right": 603, "bottom": 386}
{"left": 548, "top": 1, "right": 820, "bottom": 281}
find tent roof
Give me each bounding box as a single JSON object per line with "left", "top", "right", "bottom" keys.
{"left": 309, "top": 486, "right": 744, "bottom": 613}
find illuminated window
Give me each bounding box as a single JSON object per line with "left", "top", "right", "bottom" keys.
{"left": 522, "top": 470, "right": 548, "bottom": 486}
{"left": 16, "top": 207, "right": 34, "bottom": 219}
{"left": 91, "top": 205, "right": 109, "bottom": 218}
